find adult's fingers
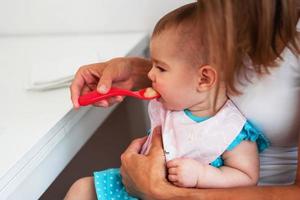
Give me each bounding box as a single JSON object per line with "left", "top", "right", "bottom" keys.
{"left": 97, "top": 67, "right": 113, "bottom": 94}
{"left": 70, "top": 69, "right": 86, "bottom": 108}
{"left": 92, "top": 100, "right": 109, "bottom": 107}
{"left": 102, "top": 96, "right": 124, "bottom": 106}
{"left": 123, "top": 136, "right": 148, "bottom": 155}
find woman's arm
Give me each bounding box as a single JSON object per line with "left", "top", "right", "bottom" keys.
{"left": 121, "top": 127, "right": 300, "bottom": 200}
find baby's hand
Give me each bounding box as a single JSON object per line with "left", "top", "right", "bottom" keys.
{"left": 166, "top": 158, "right": 203, "bottom": 188}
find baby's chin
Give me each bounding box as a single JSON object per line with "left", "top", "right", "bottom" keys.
{"left": 159, "top": 98, "right": 184, "bottom": 111}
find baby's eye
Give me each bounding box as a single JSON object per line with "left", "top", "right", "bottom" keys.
{"left": 155, "top": 65, "right": 166, "bottom": 72}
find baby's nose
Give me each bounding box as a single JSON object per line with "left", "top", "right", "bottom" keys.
{"left": 147, "top": 68, "right": 155, "bottom": 81}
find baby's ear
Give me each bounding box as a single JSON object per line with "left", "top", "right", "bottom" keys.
{"left": 196, "top": 65, "right": 217, "bottom": 92}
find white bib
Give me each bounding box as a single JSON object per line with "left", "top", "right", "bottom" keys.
{"left": 141, "top": 99, "right": 247, "bottom": 164}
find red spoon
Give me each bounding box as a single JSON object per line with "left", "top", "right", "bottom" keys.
{"left": 78, "top": 87, "right": 160, "bottom": 106}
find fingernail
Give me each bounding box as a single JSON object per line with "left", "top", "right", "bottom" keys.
{"left": 98, "top": 101, "right": 105, "bottom": 106}
{"left": 73, "top": 104, "right": 79, "bottom": 110}
{"left": 98, "top": 100, "right": 108, "bottom": 107}
{"left": 116, "top": 96, "right": 123, "bottom": 101}
{"left": 98, "top": 85, "right": 107, "bottom": 93}
{"left": 101, "top": 101, "right": 109, "bottom": 107}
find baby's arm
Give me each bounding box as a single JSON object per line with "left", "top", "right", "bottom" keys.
{"left": 167, "top": 140, "right": 259, "bottom": 188}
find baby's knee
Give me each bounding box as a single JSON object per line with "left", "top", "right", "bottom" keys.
{"left": 74, "top": 177, "right": 93, "bottom": 188}
{"left": 65, "top": 177, "right": 96, "bottom": 200}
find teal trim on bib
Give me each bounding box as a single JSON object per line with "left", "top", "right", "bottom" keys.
{"left": 183, "top": 109, "right": 210, "bottom": 122}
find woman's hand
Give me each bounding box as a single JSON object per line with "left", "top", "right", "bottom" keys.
{"left": 70, "top": 57, "right": 152, "bottom": 109}
{"left": 120, "top": 127, "right": 169, "bottom": 200}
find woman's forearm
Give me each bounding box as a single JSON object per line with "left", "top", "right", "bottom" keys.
{"left": 153, "top": 183, "right": 300, "bottom": 200}
{"left": 195, "top": 185, "right": 300, "bottom": 200}
{"left": 128, "top": 57, "right": 152, "bottom": 89}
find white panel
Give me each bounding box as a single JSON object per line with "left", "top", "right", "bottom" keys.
{"left": 0, "top": 32, "right": 149, "bottom": 199}
{"left": 0, "top": 0, "right": 195, "bottom": 34}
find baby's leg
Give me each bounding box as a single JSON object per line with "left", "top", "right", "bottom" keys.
{"left": 64, "top": 176, "right": 96, "bottom": 200}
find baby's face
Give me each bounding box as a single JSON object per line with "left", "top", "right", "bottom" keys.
{"left": 148, "top": 29, "right": 203, "bottom": 111}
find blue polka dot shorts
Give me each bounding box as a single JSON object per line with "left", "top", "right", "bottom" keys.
{"left": 94, "top": 168, "right": 138, "bottom": 200}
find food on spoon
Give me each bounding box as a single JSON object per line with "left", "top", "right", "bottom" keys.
{"left": 143, "top": 87, "right": 159, "bottom": 98}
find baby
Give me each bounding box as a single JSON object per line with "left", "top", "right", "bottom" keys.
{"left": 93, "top": 3, "right": 269, "bottom": 199}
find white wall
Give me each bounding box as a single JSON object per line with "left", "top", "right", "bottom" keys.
{"left": 0, "top": 0, "right": 194, "bottom": 35}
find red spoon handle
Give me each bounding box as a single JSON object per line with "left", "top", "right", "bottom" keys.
{"left": 78, "top": 87, "right": 160, "bottom": 106}
{"left": 78, "top": 87, "right": 138, "bottom": 106}
{"left": 78, "top": 91, "right": 109, "bottom": 106}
